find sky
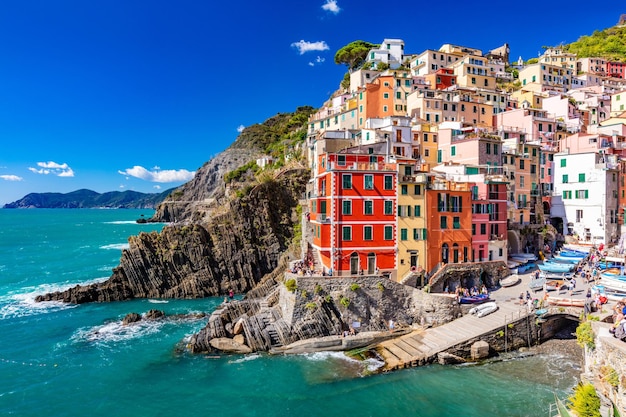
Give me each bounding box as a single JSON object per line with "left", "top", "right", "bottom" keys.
{"left": 0, "top": 1, "right": 624, "bottom": 206}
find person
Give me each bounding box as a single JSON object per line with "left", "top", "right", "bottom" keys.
{"left": 527, "top": 297, "right": 534, "bottom": 313}
{"left": 519, "top": 292, "right": 525, "bottom": 305}
{"left": 570, "top": 278, "right": 576, "bottom": 296}
{"left": 526, "top": 290, "right": 531, "bottom": 301}
{"left": 388, "top": 319, "right": 395, "bottom": 330}
{"left": 228, "top": 288, "right": 234, "bottom": 300}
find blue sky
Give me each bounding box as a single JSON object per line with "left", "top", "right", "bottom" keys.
{"left": 0, "top": 1, "right": 624, "bottom": 206}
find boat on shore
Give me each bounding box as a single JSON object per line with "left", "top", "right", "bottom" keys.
{"left": 459, "top": 293, "right": 490, "bottom": 304}
{"left": 500, "top": 275, "right": 521, "bottom": 287}
{"left": 538, "top": 261, "right": 575, "bottom": 273}
{"left": 469, "top": 301, "right": 498, "bottom": 318}
{"left": 545, "top": 296, "right": 585, "bottom": 308}
{"left": 529, "top": 275, "right": 546, "bottom": 292}
{"left": 599, "top": 273, "right": 626, "bottom": 292}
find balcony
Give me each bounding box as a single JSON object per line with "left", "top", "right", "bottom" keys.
{"left": 318, "top": 214, "right": 330, "bottom": 223}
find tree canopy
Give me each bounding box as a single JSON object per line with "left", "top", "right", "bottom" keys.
{"left": 564, "top": 25, "right": 626, "bottom": 61}
{"left": 334, "top": 40, "right": 379, "bottom": 71}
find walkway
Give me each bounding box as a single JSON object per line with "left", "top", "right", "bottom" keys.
{"left": 377, "top": 268, "right": 592, "bottom": 370}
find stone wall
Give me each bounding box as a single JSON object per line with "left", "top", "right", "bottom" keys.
{"left": 429, "top": 261, "right": 509, "bottom": 293}
{"left": 583, "top": 322, "right": 626, "bottom": 414}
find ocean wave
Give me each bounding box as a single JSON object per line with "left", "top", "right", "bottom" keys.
{"left": 73, "top": 318, "right": 165, "bottom": 345}
{"left": 99, "top": 243, "right": 129, "bottom": 250}
{"left": 103, "top": 220, "right": 142, "bottom": 225}
{"left": 0, "top": 278, "right": 107, "bottom": 320}
{"left": 148, "top": 299, "right": 169, "bottom": 304}
{"left": 229, "top": 353, "right": 261, "bottom": 364}
{"left": 300, "top": 350, "right": 385, "bottom": 374}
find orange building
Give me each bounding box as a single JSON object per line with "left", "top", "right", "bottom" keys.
{"left": 310, "top": 148, "right": 397, "bottom": 276}
{"left": 424, "top": 176, "right": 472, "bottom": 271}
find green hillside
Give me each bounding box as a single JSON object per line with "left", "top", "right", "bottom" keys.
{"left": 564, "top": 23, "right": 626, "bottom": 61}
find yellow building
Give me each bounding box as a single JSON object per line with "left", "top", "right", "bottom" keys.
{"left": 396, "top": 162, "right": 428, "bottom": 284}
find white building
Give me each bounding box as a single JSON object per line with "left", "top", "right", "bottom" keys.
{"left": 366, "top": 39, "right": 406, "bottom": 70}
{"left": 553, "top": 152, "right": 620, "bottom": 244}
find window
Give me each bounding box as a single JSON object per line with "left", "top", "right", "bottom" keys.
{"left": 519, "top": 176, "right": 525, "bottom": 187}
{"left": 562, "top": 190, "right": 572, "bottom": 199}
{"left": 575, "top": 190, "right": 589, "bottom": 199}
{"left": 560, "top": 158, "right": 566, "bottom": 167}
{"left": 342, "top": 174, "right": 352, "bottom": 189}
{"left": 384, "top": 226, "right": 393, "bottom": 240}
{"left": 480, "top": 224, "right": 486, "bottom": 234}
{"left": 437, "top": 150, "right": 442, "bottom": 163}
{"left": 451, "top": 146, "right": 456, "bottom": 156}
{"left": 472, "top": 224, "right": 476, "bottom": 235}
{"left": 342, "top": 200, "right": 352, "bottom": 215}
{"left": 401, "top": 184, "right": 408, "bottom": 195}
{"left": 453, "top": 216, "right": 460, "bottom": 229}
{"left": 364, "top": 200, "right": 373, "bottom": 215}
{"left": 337, "top": 155, "right": 346, "bottom": 166}
{"left": 486, "top": 143, "right": 491, "bottom": 154}
{"left": 562, "top": 174, "right": 568, "bottom": 183}
{"left": 519, "top": 160, "right": 525, "bottom": 169}
{"left": 578, "top": 173, "right": 585, "bottom": 182}
{"left": 364, "top": 174, "right": 373, "bottom": 189}
{"left": 364, "top": 226, "right": 373, "bottom": 241}
{"left": 396, "top": 91, "right": 401, "bottom": 99}
{"left": 384, "top": 200, "right": 393, "bottom": 215}
{"left": 383, "top": 105, "right": 388, "bottom": 112}
{"left": 576, "top": 210, "right": 583, "bottom": 222}
{"left": 384, "top": 175, "right": 393, "bottom": 190}
{"left": 342, "top": 226, "right": 351, "bottom": 241}
{"left": 414, "top": 185, "right": 421, "bottom": 195}
{"left": 400, "top": 228, "right": 408, "bottom": 241}
{"left": 414, "top": 205, "right": 421, "bottom": 216}
{"left": 440, "top": 216, "right": 447, "bottom": 229}
{"left": 383, "top": 93, "right": 389, "bottom": 99}
{"left": 494, "top": 144, "right": 498, "bottom": 154}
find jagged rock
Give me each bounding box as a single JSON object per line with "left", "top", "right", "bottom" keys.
{"left": 209, "top": 337, "right": 252, "bottom": 354}
{"left": 35, "top": 169, "right": 310, "bottom": 304}
{"left": 225, "top": 322, "right": 234, "bottom": 337}
{"left": 145, "top": 309, "right": 165, "bottom": 320}
{"left": 233, "top": 334, "right": 245, "bottom": 345}
{"left": 122, "top": 313, "right": 141, "bottom": 325}
{"left": 438, "top": 352, "right": 466, "bottom": 365}
{"left": 233, "top": 318, "right": 244, "bottom": 335}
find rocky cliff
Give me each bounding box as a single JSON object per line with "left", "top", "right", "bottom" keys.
{"left": 36, "top": 169, "right": 309, "bottom": 303}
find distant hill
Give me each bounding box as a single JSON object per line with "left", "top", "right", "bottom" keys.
{"left": 3, "top": 188, "right": 175, "bottom": 209}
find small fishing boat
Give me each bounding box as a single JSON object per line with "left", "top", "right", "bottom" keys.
{"left": 552, "top": 254, "right": 584, "bottom": 263}
{"left": 538, "top": 261, "right": 574, "bottom": 273}
{"left": 529, "top": 275, "right": 546, "bottom": 292}
{"left": 545, "top": 296, "right": 585, "bottom": 308}
{"left": 509, "top": 253, "right": 538, "bottom": 262}
{"left": 500, "top": 275, "right": 521, "bottom": 287}
{"left": 599, "top": 273, "right": 626, "bottom": 292}
{"left": 459, "top": 293, "right": 490, "bottom": 304}
{"left": 469, "top": 301, "right": 498, "bottom": 318}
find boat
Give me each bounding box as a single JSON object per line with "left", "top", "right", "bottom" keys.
{"left": 591, "top": 285, "right": 625, "bottom": 302}
{"left": 538, "top": 261, "right": 574, "bottom": 273}
{"left": 529, "top": 275, "right": 546, "bottom": 292}
{"left": 500, "top": 275, "right": 521, "bottom": 287}
{"left": 459, "top": 293, "right": 490, "bottom": 304}
{"left": 469, "top": 301, "right": 498, "bottom": 318}
{"left": 599, "top": 273, "right": 626, "bottom": 292}
{"left": 509, "top": 253, "right": 538, "bottom": 262}
{"left": 545, "top": 296, "right": 585, "bottom": 307}
{"left": 552, "top": 254, "right": 584, "bottom": 263}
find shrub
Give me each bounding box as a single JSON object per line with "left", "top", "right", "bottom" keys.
{"left": 300, "top": 290, "right": 308, "bottom": 299}
{"left": 376, "top": 282, "right": 385, "bottom": 292}
{"left": 305, "top": 302, "right": 317, "bottom": 311}
{"left": 349, "top": 283, "right": 360, "bottom": 291}
{"left": 569, "top": 383, "right": 600, "bottom": 417}
{"left": 314, "top": 284, "right": 323, "bottom": 294}
{"left": 284, "top": 278, "right": 297, "bottom": 292}
{"left": 600, "top": 365, "right": 619, "bottom": 388}
{"left": 324, "top": 295, "right": 333, "bottom": 303}
{"left": 576, "top": 321, "right": 595, "bottom": 350}
{"left": 340, "top": 296, "right": 351, "bottom": 308}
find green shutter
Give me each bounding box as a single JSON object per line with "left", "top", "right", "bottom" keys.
{"left": 415, "top": 205, "right": 421, "bottom": 216}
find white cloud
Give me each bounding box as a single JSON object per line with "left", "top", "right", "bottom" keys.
{"left": 321, "top": 0, "right": 340, "bottom": 13}
{"left": 119, "top": 184, "right": 125, "bottom": 189}
{"left": 28, "top": 161, "right": 74, "bottom": 177}
{"left": 308, "top": 56, "right": 326, "bottom": 67}
{"left": 0, "top": 174, "right": 23, "bottom": 181}
{"left": 153, "top": 185, "right": 161, "bottom": 190}
{"left": 291, "top": 40, "right": 329, "bottom": 55}
{"left": 237, "top": 125, "right": 245, "bottom": 133}
{"left": 118, "top": 166, "right": 195, "bottom": 183}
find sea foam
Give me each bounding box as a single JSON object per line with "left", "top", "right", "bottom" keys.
{"left": 0, "top": 278, "right": 107, "bottom": 319}
{"left": 99, "top": 243, "right": 130, "bottom": 250}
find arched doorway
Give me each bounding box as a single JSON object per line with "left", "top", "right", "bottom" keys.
{"left": 442, "top": 243, "right": 449, "bottom": 264}
{"left": 452, "top": 243, "right": 459, "bottom": 263}
{"left": 350, "top": 252, "right": 359, "bottom": 275}
{"left": 367, "top": 252, "right": 376, "bottom": 274}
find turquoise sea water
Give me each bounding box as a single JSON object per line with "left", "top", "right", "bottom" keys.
{"left": 0, "top": 209, "right": 580, "bottom": 417}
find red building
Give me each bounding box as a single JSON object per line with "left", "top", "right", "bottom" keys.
{"left": 424, "top": 68, "right": 456, "bottom": 90}
{"left": 310, "top": 148, "right": 397, "bottom": 276}
{"left": 607, "top": 61, "right": 626, "bottom": 79}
